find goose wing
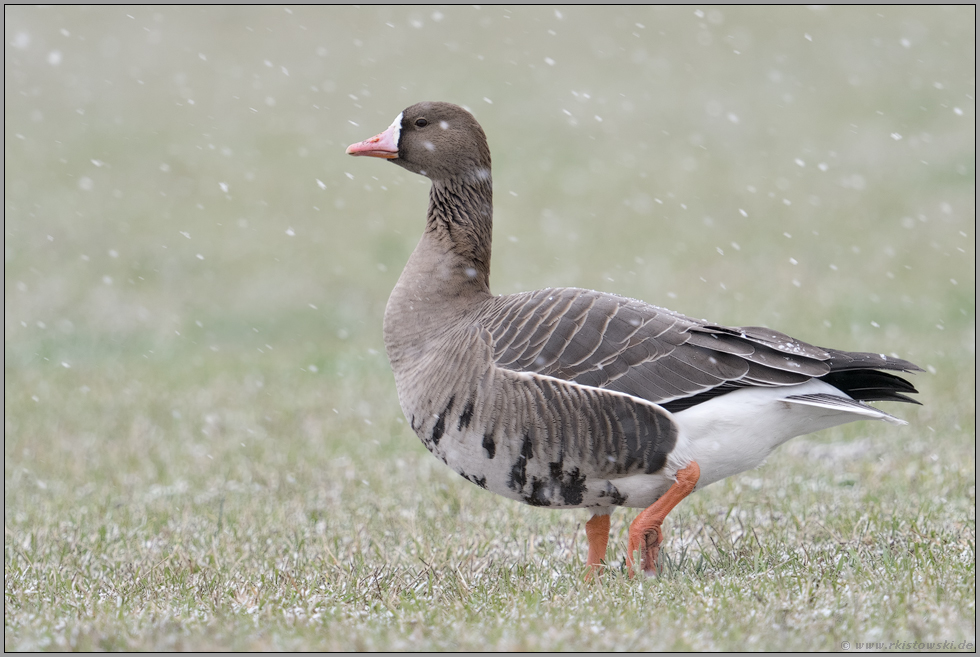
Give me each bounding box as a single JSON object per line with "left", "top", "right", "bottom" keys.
{"left": 481, "top": 287, "right": 919, "bottom": 411}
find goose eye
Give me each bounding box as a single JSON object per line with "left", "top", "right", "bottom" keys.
{"left": 415, "top": 118, "right": 428, "bottom": 128}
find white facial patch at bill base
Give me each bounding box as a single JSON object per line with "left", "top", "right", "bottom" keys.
{"left": 388, "top": 111, "right": 403, "bottom": 149}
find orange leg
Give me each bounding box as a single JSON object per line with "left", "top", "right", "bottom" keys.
{"left": 627, "top": 461, "right": 701, "bottom": 576}
{"left": 585, "top": 513, "right": 611, "bottom": 581}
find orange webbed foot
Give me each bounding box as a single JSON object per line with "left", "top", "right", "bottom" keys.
{"left": 626, "top": 461, "right": 700, "bottom": 577}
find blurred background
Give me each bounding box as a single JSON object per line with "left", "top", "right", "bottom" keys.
{"left": 5, "top": 2, "right": 975, "bottom": 561}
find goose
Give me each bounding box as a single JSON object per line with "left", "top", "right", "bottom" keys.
{"left": 346, "top": 102, "right": 921, "bottom": 577}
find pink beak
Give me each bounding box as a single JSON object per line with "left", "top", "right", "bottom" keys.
{"left": 346, "top": 121, "right": 400, "bottom": 159}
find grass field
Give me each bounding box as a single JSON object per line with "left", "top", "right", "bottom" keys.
{"left": 5, "top": 6, "right": 975, "bottom": 651}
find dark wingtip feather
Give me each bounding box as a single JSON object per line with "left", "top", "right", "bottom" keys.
{"left": 819, "top": 369, "right": 921, "bottom": 405}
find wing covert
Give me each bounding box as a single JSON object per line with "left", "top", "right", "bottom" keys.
{"left": 480, "top": 287, "right": 850, "bottom": 407}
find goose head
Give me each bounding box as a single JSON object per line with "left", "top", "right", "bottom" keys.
{"left": 347, "top": 102, "right": 491, "bottom": 183}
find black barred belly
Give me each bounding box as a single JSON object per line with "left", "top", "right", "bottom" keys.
{"left": 410, "top": 415, "right": 634, "bottom": 510}
{"left": 405, "top": 382, "right": 677, "bottom": 510}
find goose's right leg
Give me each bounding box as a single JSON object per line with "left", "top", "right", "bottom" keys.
{"left": 627, "top": 461, "right": 701, "bottom": 576}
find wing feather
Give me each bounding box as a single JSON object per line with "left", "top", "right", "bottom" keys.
{"left": 481, "top": 287, "right": 919, "bottom": 409}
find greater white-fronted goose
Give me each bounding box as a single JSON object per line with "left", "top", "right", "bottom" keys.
{"left": 346, "top": 102, "right": 921, "bottom": 577}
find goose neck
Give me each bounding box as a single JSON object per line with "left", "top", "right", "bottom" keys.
{"left": 425, "top": 174, "right": 494, "bottom": 291}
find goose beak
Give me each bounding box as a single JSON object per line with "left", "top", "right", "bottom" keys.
{"left": 346, "top": 124, "right": 400, "bottom": 159}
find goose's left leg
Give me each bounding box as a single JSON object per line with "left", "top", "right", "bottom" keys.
{"left": 627, "top": 461, "right": 700, "bottom": 576}
{"left": 585, "top": 513, "right": 611, "bottom": 581}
